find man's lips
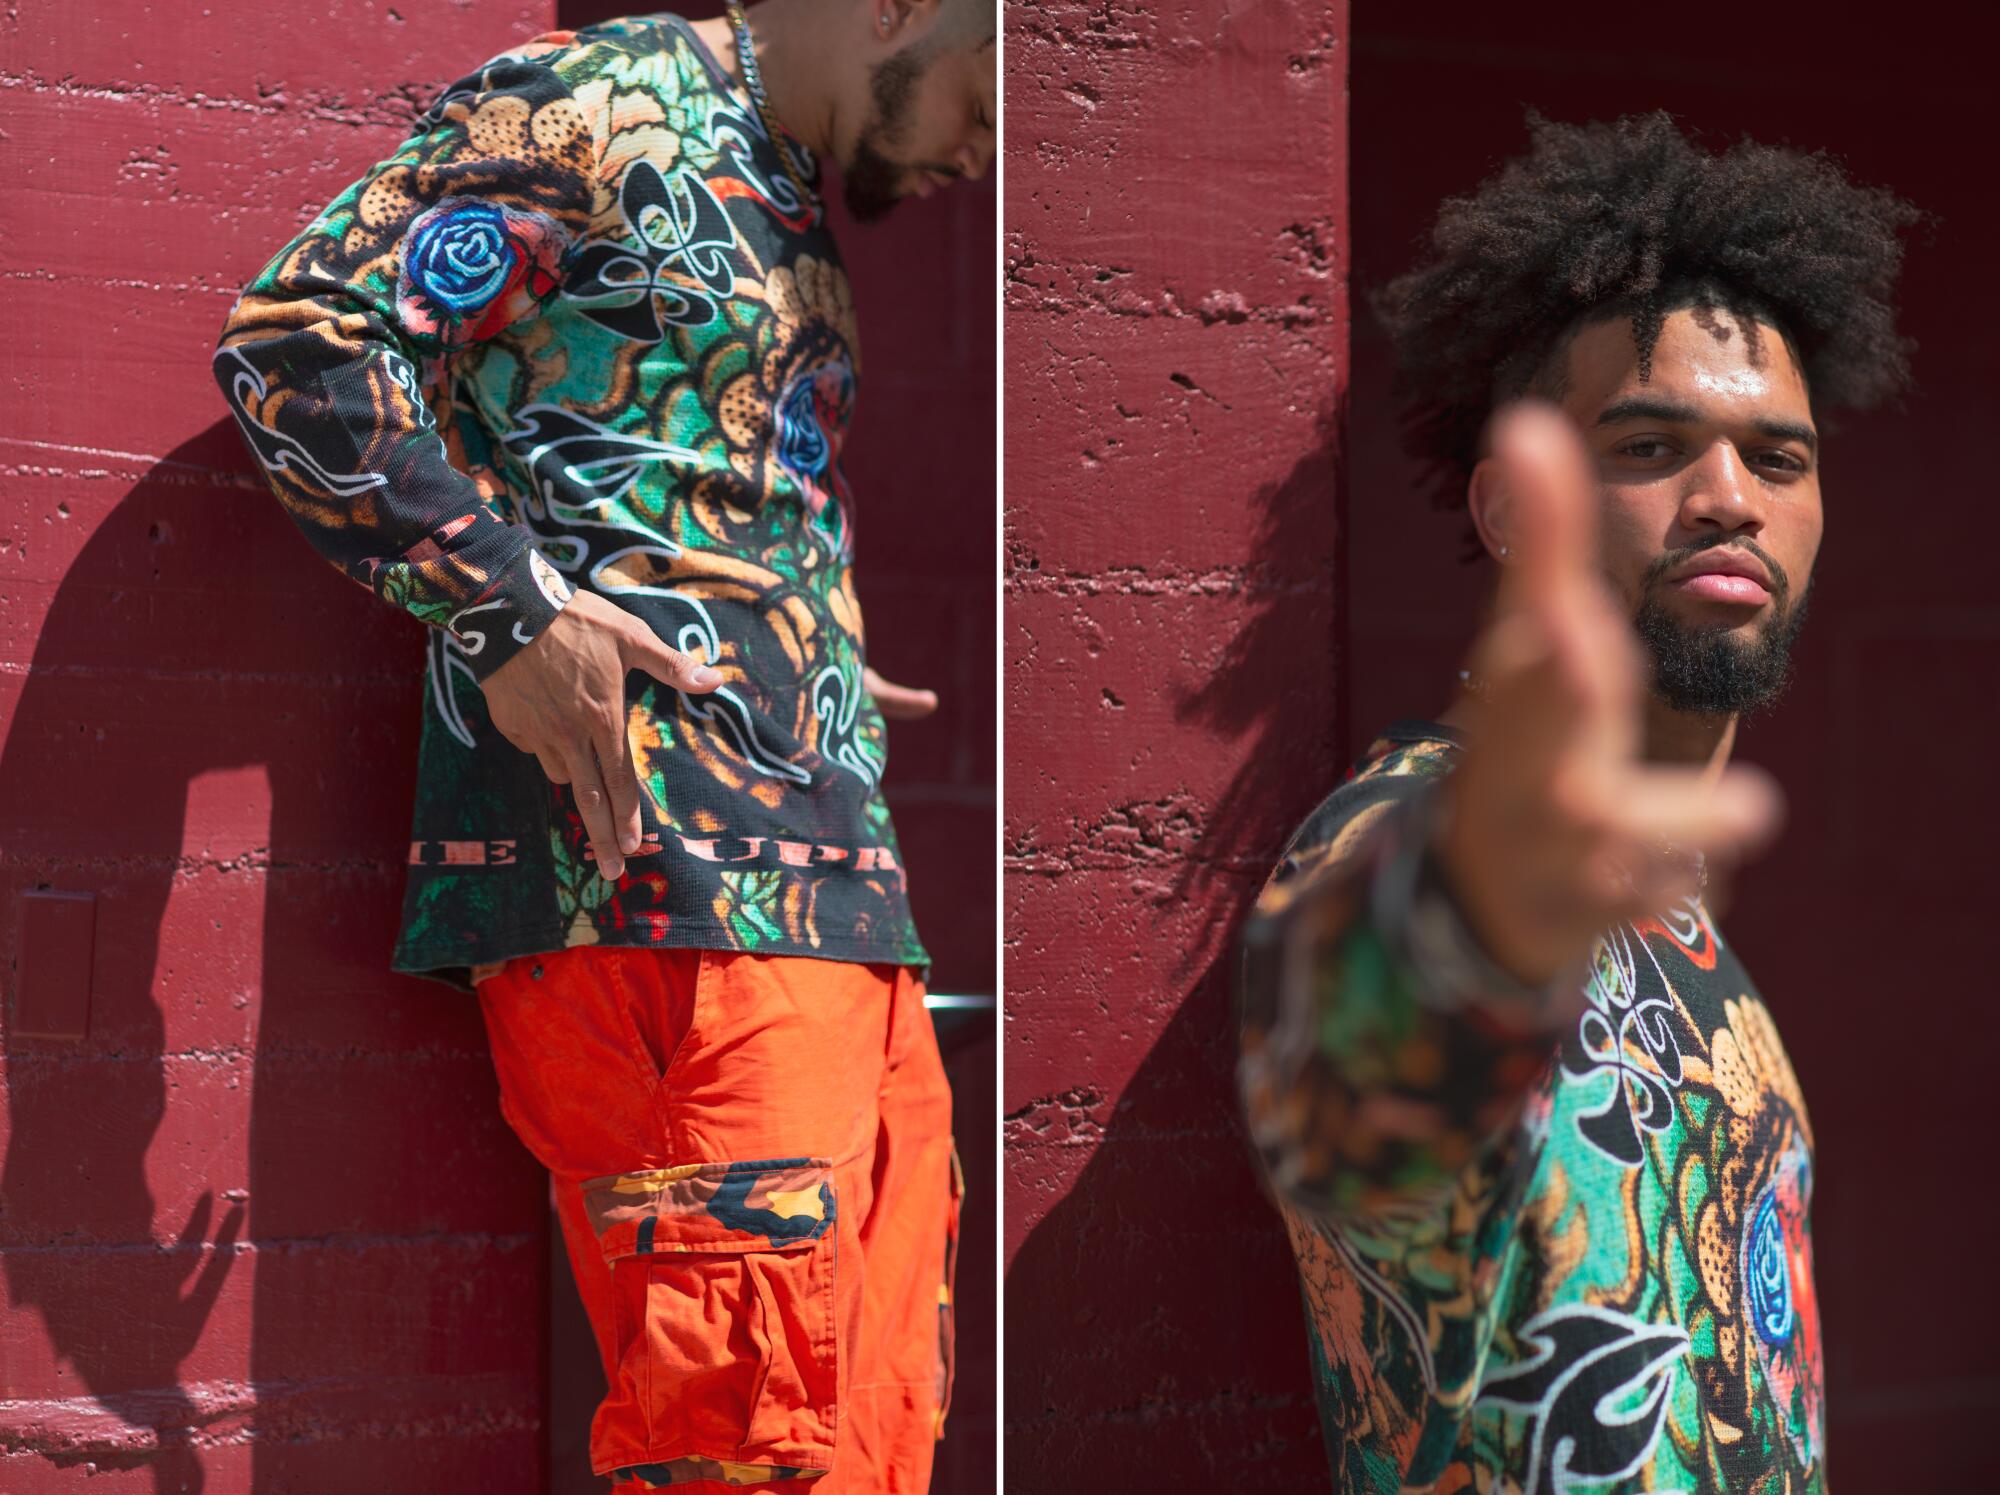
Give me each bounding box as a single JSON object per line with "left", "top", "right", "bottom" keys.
{"left": 1665, "top": 549, "right": 1774, "bottom": 605}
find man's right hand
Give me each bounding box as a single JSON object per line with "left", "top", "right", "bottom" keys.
{"left": 479, "top": 590, "right": 722, "bottom": 882}
{"left": 1435, "top": 404, "right": 1784, "bottom": 987}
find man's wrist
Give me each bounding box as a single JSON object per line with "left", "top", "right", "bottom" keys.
{"left": 1373, "top": 788, "right": 1570, "bottom": 1027}
{"left": 450, "top": 542, "right": 576, "bottom": 683}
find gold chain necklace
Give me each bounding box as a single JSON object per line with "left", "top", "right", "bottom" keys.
{"left": 724, "top": 1, "right": 817, "bottom": 213}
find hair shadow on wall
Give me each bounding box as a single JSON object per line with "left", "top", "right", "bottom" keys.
{"left": 1169, "top": 392, "right": 1348, "bottom": 978}
{"left": 1003, "top": 399, "right": 1347, "bottom": 1487}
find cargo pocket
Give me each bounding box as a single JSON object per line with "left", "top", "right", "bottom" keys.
{"left": 935, "top": 1140, "right": 965, "bottom": 1438}
{"left": 582, "top": 1157, "right": 840, "bottom": 1484}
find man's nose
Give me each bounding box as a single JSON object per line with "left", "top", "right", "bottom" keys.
{"left": 1678, "top": 442, "right": 1767, "bottom": 535}
{"left": 955, "top": 141, "right": 991, "bottom": 182}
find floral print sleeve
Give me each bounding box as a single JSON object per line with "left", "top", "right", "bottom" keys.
{"left": 1237, "top": 726, "right": 1564, "bottom": 1234}
{"left": 211, "top": 54, "right": 596, "bottom": 680}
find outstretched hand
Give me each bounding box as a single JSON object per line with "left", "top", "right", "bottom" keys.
{"left": 480, "top": 590, "right": 722, "bottom": 882}
{"left": 1435, "top": 403, "right": 1784, "bottom": 986}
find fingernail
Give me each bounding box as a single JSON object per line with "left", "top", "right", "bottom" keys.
{"left": 602, "top": 859, "right": 623, "bottom": 881}
{"left": 691, "top": 665, "right": 721, "bottom": 688}
{"left": 621, "top": 832, "right": 640, "bottom": 855}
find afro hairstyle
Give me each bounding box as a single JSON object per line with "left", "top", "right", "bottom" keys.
{"left": 1370, "top": 109, "right": 1923, "bottom": 515}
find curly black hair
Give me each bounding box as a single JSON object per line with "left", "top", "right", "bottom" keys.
{"left": 1371, "top": 110, "right": 1923, "bottom": 511}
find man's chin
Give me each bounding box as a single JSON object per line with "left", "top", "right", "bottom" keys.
{"left": 843, "top": 190, "right": 899, "bottom": 224}
{"left": 1632, "top": 583, "right": 1811, "bottom": 719}
{"left": 1660, "top": 597, "right": 1772, "bottom": 644}
{"left": 839, "top": 167, "right": 904, "bottom": 223}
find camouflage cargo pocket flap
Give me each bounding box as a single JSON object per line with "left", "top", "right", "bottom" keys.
{"left": 581, "top": 1157, "right": 837, "bottom": 1262}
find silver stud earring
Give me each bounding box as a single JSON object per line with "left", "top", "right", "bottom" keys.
{"left": 879, "top": 14, "right": 890, "bottom": 30}
{"left": 1497, "top": 544, "right": 1511, "bottom": 559}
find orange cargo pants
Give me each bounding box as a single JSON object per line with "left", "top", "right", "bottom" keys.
{"left": 474, "top": 944, "right": 961, "bottom": 1492}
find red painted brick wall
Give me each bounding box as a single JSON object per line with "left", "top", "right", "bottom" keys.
{"left": 0, "top": 3, "right": 995, "bottom": 1489}
{"left": 1002, "top": 0, "right": 1349, "bottom": 1483}
{"left": 1346, "top": 9, "right": 2000, "bottom": 1483}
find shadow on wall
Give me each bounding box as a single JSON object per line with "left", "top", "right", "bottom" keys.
{"left": 1, "top": 423, "right": 546, "bottom": 1491}
{"left": 1002, "top": 400, "right": 1347, "bottom": 1487}
{"left": 1168, "top": 396, "right": 1349, "bottom": 981}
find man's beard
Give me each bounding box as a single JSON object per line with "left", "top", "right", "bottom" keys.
{"left": 1631, "top": 540, "right": 1812, "bottom": 718}
{"left": 843, "top": 42, "right": 931, "bottom": 222}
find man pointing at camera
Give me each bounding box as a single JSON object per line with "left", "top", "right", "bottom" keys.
{"left": 214, "top": 2, "right": 993, "bottom": 1488}
{"left": 1239, "top": 113, "right": 1916, "bottom": 1492}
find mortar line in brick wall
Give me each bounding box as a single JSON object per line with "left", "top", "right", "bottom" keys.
{"left": 0, "top": 845, "right": 401, "bottom": 868}
{"left": 0, "top": 1373, "right": 533, "bottom": 1403}
{"left": 1002, "top": 853, "right": 1274, "bottom": 876}
{"left": 0, "top": 1377, "right": 542, "bottom": 1457}
{"left": 0, "top": 455, "right": 275, "bottom": 489}
{"left": 0, "top": 1230, "right": 538, "bottom": 1257}
{"left": 0, "top": 863, "right": 403, "bottom": 888}
{"left": 1002, "top": 288, "right": 1335, "bottom": 329}
{"left": 1001, "top": 1387, "right": 1320, "bottom": 1432}
{"left": 0, "top": 436, "right": 175, "bottom": 466}
{"left": 2, "top": 1044, "right": 503, "bottom": 1067}
{"left": 0, "top": 1416, "right": 545, "bottom": 1465}
{"left": 0, "top": 473, "right": 286, "bottom": 498}
{"left": 0, "top": 270, "right": 250, "bottom": 296}
{"left": 1004, "top": 568, "right": 1330, "bottom": 599}
{"left": 1003, "top": 824, "right": 1274, "bottom": 855}
{"left": 0, "top": 660, "right": 423, "bottom": 688}
{"left": 1002, "top": 1121, "right": 1246, "bottom": 1143}
{"left": 0, "top": 70, "right": 435, "bottom": 130}
{"left": 1001, "top": 11, "right": 1150, "bottom": 44}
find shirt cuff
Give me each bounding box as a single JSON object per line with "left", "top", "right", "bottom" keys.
{"left": 1367, "top": 789, "right": 1571, "bottom": 1032}
{"left": 446, "top": 540, "right": 576, "bottom": 683}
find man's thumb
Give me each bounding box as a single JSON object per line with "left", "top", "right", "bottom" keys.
{"left": 629, "top": 627, "right": 722, "bottom": 693}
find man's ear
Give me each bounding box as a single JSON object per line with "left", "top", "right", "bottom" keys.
{"left": 874, "top": 0, "right": 935, "bottom": 42}
{"left": 1466, "top": 456, "right": 1515, "bottom": 564}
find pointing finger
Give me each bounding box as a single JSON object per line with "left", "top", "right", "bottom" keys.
{"left": 1489, "top": 400, "right": 1599, "bottom": 604}
{"left": 1606, "top": 762, "right": 1785, "bottom": 865}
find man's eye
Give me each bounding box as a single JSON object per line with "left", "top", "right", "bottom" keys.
{"left": 1619, "top": 439, "right": 1671, "bottom": 459}
{"left": 1754, "top": 451, "right": 1805, "bottom": 474}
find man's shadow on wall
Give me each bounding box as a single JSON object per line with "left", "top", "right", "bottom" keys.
{"left": 0, "top": 420, "right": 542, "bottom": 1491}
{"left": 1002, "top": 402, "right": 1348, "bottom": 1487}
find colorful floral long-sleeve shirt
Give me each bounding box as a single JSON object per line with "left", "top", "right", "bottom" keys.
{"left": 213, "top": 14, "right": 927, "bottom": 990}
{"left": 1237, "top": 721, "right": 1824, "bottom": 1494}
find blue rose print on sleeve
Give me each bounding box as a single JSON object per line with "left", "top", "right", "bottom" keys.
{"left": 395, "top": 195, "right": 572, "bottom": 352}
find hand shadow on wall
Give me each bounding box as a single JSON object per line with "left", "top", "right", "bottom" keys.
{"left": 1003, "top": 400, "right": 1347, "bottom": 1487}
{"left": 0, "top": 421, "right": 542, "bottom": 1491}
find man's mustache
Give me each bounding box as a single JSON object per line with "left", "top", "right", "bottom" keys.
{"left": 1641, "top": 532, "right": 1791, "bottom": 608}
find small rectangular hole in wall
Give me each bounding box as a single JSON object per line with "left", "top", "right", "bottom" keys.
{"left": 12, "top": 890, "right": 97, "bottom": 1040}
